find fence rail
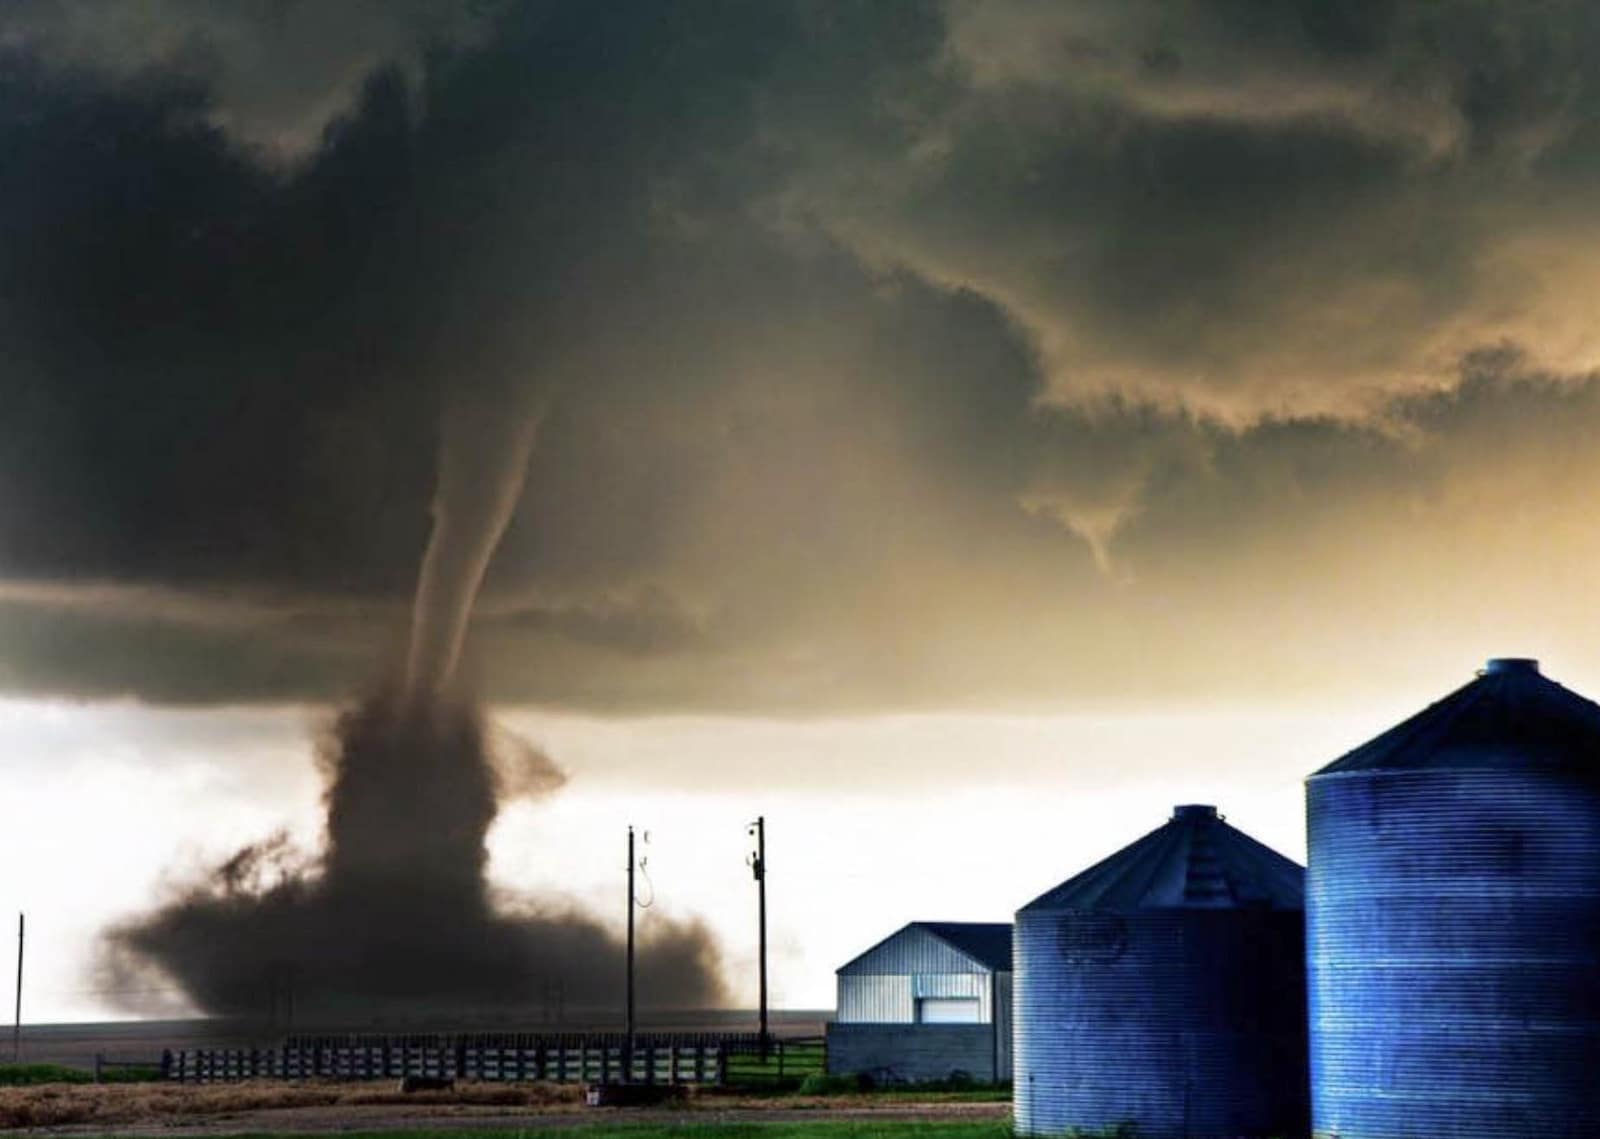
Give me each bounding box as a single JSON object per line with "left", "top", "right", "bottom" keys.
{"left": 722, "top": 1035, "right": 826, "bottom": 1086}
{"left": 163, "top": 1031, "right": 820, "bottom": 1086}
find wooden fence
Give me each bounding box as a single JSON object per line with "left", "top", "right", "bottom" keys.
{"left": 162, "top": 1031, "right": 816, "bottom": 1086}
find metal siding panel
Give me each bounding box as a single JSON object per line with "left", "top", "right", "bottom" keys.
{"left": 837, "top": 974, "right": 913, "bottom": 1023}
{"left": 912, "top": 972, "right": 984, "bottom": 999}
{"left": 1015, "top": 909, "right": 1307, "bottom": 1139}
{"left": 1308, "top": 768, "right": 1600, "bottom": 1139}
{"left": 840, "top": 926, "right": 990, "bottom": 976}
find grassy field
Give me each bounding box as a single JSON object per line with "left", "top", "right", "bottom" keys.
{"left": 721, "top": 1038, "right": 826, "bottom": 1088}
{"left": 0, "top": 1062, "right": 162, "bottom": 1086}
{"left": 0, "top": 1079, "right": 584, "bottom": 1128}
{"left": 0, "top": 1077, "right": 1015, "bottom": 1130}
{"left": 67, "top": 1126, "right": 1014, "bottom": 1139}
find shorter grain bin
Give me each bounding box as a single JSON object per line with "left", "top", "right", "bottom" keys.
{"left": 1014, "top": 804, "right": 1307, "bottom": 1139}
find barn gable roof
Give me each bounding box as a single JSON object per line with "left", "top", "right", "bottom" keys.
{"left": 915, "top": 922, "right": 1012, "bottom": 971}
{"left": 837, "top": 921, "right": 1012, "bottom": 975}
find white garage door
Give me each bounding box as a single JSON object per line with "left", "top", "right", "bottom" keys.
{"left": 918, "top": 997, "right": 981, "bottom": 1023}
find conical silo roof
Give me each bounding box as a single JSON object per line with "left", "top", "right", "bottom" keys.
{"left": 1314, "top": 657, "right": 1600, "bottom": 775}
{"left": 1019, "top": 804, "right": 1303, "bottom": 913}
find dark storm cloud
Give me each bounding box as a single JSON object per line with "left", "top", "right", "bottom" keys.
{"left": 3, "top": 1, "right": 1600, "bottom": 711}
{"left": 802, "top": 0, "right": 1600, "bottom": 416}
{"left": 0, "top": 0, "right": 486, "bottom": 155}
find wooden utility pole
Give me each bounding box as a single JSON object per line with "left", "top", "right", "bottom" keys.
{"left": 13, "top": 913, "right": 23, "bottom": 1063}
{"left": 625, "top": 825, "right": 636, "bottom": 1081}
{"left": 750, "top": 817, "right": 768, "bottom": 1059}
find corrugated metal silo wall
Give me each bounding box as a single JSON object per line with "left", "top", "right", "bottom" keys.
{"left": 1015, "top": 908, "right": 1307, "bottom": 1139}
{"left": 1307, "top": 769, "right": 1600, "bottom": 1139}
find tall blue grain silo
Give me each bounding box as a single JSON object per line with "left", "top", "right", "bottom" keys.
{"left": 1307, "top": 657, "right": 1600, "bottom": 1139}
{"left": 1014, "top": 804, "right": 1308, "bottom": 1139}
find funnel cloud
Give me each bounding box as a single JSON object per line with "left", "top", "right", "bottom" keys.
{"left": 408, "top": 407, "right": 540, "bottom": 697}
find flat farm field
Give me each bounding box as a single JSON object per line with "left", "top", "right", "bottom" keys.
{"left": 0, "top": 1080, "right": 1012, "bottom": 1136}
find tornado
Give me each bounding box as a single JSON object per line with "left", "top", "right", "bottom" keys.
{"left": 99, "top": 403, "right": 726, "bottom": 1023}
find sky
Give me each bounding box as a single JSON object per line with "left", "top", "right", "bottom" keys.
{"left": 2, "top": 0, "right": 1600, "bottom": 1022}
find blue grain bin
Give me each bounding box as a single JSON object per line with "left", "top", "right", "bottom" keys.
{"left": 1307, "top": 657, "right": 1600, "bottom": 1139}
{"left": 1015, "top": 804, "right": 1308, "bottom": 1139}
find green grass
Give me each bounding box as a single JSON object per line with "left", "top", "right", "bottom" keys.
{"left": 67, "top": 1126, "right": 1012, "bottom": 1139}
{"left": 722, "top": 1041, "right": 827, "bottom": 1089}
{"left": 785, "top": 1073, "right": 1008, "bottom": 1102}
{"left": 0, "top": 1063, "right": 96, "bottom": 1085}
{"left": 850, "top": 1086, "right": 1009, "bottom": 1103}
{"left": 0, "top": 1061, "right": 162, "bottom": 1085}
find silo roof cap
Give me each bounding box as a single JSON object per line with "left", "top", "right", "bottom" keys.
{"left": 1483, "top": 657, "right": 1540, "bottom": 675}
{"left": 1314, "top": 657, "right": 1600, "bottom": 776}
{"left": 1019, "top": 804, "right": 1303, "bottom": 914}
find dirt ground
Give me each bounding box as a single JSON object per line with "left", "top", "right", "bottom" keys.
{"left": 0, "top": 1081, "right": 1011, "bottom": 1135}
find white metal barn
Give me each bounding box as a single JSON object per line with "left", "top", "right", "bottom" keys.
{"left": 826, "top": 921, "right": 1012, "bottom": 1083}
